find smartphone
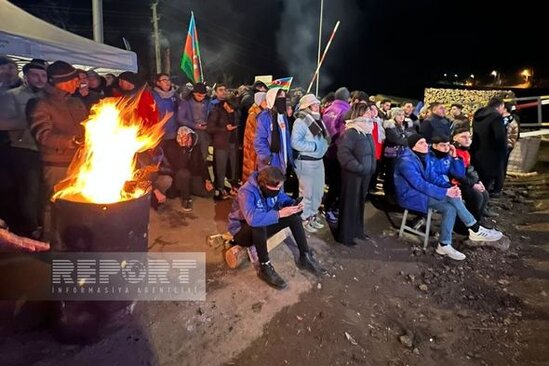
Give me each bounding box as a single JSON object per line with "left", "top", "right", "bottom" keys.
{"left": 294, "top": 196, "right": 303, "bottom": 205}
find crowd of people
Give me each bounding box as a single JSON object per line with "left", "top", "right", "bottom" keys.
{"left": 0, "top": 55, "right": 519, "bottom": 289}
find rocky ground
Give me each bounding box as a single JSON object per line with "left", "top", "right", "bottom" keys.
{"left": 1, "top": 168, "right": 548, "bottom": 366}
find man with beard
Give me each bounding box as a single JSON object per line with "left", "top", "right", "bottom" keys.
{"left": 177, "top": 82, "right": 211, "bottom": 162}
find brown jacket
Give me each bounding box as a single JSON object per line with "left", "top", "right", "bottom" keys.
{"left": 241, "top": 104, "right": 262, "bottom": 182}
{"left": 506, "top": 118, "right": 519, "bottom": 149}
{"left": 29, "top": 84, "right": 88, "bottom": 166}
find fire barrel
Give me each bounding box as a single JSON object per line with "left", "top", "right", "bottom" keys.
{"left": 53, "top": 193, "right": 150, "bottom": 252}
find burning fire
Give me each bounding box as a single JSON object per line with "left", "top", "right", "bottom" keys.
{"left": 54, "top": 93, "right": 169, "bottom": 204}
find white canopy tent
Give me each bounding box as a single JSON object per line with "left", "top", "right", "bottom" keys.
{"left": 0, "top": 0, "right": 137, "bottom": 74}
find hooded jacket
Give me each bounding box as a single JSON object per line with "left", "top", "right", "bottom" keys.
{"left": 471, "top": 106, "right": 507, "bottom": 176}
{"left": 394, "top": 148, "right": 447, "bottom": 213}
{"left": 254, "top": 88, "right": 293, "bottom": 171}
{"left": 227, "top": 171, "right": 294, "bottom": 235}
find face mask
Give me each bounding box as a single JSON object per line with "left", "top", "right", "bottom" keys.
{"left": 274, "top": 97, "right": 286, "bottom": 114}
{"left": 454, "top": 142, "right": 470, "bottom": 151}
{"left": 311, "top": 111, "right": 321, "bottom": 120}
{"left": 261, "top": 187, "right": 280, "bottom": 198}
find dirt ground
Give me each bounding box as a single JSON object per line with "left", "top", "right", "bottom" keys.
{"left": 1, "top": 168, "right": 548, "bottom": 366}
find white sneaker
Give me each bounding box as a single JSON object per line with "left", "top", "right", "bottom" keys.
{"left": 436, "top": 244, "right": 466, "bottom": 261}
{"left": 302, "top": 219, "right": 318, "bottom": 233}
{"left": 469, "top": 226, "right": 503, "bottom": 242}
{"left": 309, "top": 215, "right": 325, "bottom": 229}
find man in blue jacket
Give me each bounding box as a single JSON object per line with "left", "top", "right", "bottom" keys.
{"left": 228, "top": 167, "right": 326, "bottom": 289}
{"left": 394, "top": 134, "right": 503, "bottom": 261}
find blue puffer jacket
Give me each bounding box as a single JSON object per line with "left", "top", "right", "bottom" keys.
{"left": 291, "top": 111, "right": 329, "bottom": 159}
{"left": 425, "top": 150, "right": 466, "bottom": 188}
{"left": 227, "top": 172, "right": 295, "bottom": 235}
{"left": 394, "top": 148, "right": 447, "bottom": 213}
{"left": 254, "top": 109, "right": 293, "bottom": 172}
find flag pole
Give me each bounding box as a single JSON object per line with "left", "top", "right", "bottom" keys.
{"left": 306, "top": 20, "right": 340, "bottom": 94}
{"left": 193, "top": 11, "right": 204, "bottom": 82}
{"left": 315, "top": 0, "right": 324, "bottom": 96}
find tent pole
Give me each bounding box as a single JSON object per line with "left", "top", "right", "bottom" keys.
{"left": 92, "top": 0, "right": 104, "bottom": 43}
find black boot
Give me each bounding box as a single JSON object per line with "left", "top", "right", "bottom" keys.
{"left": 258, "top": 262, "right": 288, "bottom": 289}
{"left": 299, "top": 252, "right": 328, "bottom": 275}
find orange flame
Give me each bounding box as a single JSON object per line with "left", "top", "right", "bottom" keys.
{"left": 54, "top": 91, "right": 169, "bottom": 204}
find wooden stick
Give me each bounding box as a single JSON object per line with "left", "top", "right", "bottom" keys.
{"left": 306, "top": 20, "right": 340, "bottom": 94}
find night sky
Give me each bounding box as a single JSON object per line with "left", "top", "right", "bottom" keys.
{"left": 9, "top": 0, "right": 549, "bottom": 99}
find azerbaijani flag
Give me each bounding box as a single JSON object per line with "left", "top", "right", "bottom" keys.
{"left": 180, "top": 12, "right": 203, "bottom": 83}
{"left": 269, "top": 77, "right": 293, "bottom": 91}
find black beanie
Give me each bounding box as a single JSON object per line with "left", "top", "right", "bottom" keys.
{"left": 431, "top": 135, "right": 450, "bottom": 144}
{"left": 407, "top": 134, "right": 424, "bottom": 149}
{"left": 118, "top": 71, "right": 142, "bottom": 87}
{"left": 47, "top": 61, "right": 77, "bottom": 83}
{"left": 193, "top": 82, "right": 207, "bottom": 94}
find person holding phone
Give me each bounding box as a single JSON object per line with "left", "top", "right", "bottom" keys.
{"left": 227, "top": 167, "right": 327, "bottom": 289}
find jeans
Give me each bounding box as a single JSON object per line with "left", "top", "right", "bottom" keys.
{"left": 428, "top": 196, "right": 476, "bottom": 246}
{"left": 196, "top": 130, "right": 211, "bottom": 162}
{"left": 214, "top": 144, "right": 237, "bottom": 191}
{"left": 295, "top": 159, "right": 324, "bottom": 220}
{"left": 323, "top": 157, "right": 340, "bottom": 212}
{"left": 233, "top": 214, "right": 310, "bottom": 263}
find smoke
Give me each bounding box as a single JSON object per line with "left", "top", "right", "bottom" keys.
{"left": 276, "top": 0, "right": 361, "bottom": 95}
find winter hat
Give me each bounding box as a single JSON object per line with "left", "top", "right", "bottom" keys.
{"left": 452, "top": 126, "right": 470, "bottom": 137}
{"left": 254, "top": 91, "right": 267, "bottom": 106}
{"left": 407, "top": 134, "right": 424, "bottom": 149}
{"left": 266, "top": 87, "right": 281, "bottom": 109}
{"left": 47, "top": 61, "right": 77, "bottom": 83}
{"left": 298, "top": 93, "right": 320, "bottom": 111}
{"left": 118, "top": 71, "right": 142, "bottom": 87}
{"left": 431, "top": 135, "right": 450, "bottom": 144}
{"left": 334, "top": 87, "right": 350, "bottom": 101}
{"left": 193, "top": 82, "right": 207, "bottom": 94}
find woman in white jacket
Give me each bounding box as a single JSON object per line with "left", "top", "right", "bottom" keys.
{"left": 291, "top": 94, "right": 330, "bottom": 233}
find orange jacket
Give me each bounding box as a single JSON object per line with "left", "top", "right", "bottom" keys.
{"left": 241, "top": 104, "right": 262, "bottom": 182}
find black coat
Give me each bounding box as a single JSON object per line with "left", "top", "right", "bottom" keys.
{"left": 419, "top": 114, "right": 452, "bottom": 143}
{"left": 471, "top": 107, "right": 507, "bottom": 179}
{"left": 336, "top": 128, "right": 376, "bottom": 245}
{"left": 337, "top": 128, "right": 376, "bottom": 176}
{"left": 207, "top": 104, "right": 236, "bottom": 149}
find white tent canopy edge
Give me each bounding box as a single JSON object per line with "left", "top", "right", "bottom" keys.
{"left": 0, "top": 0, "right": 137, "bottom": 74}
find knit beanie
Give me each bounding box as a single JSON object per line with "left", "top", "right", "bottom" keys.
{"left": 407, "top": 134, "right": 424, "bottom": 149}
{"left": 47, "top": 61, "right": 77, "bottom": 83}
{"left": 118, "top": 71, "right": 142, "bottom": 87}
{"left": 334, "top": 87, "right": 350, "bottom": 101}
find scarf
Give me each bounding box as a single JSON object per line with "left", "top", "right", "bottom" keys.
{"left": 345, "top": 116, "right": 373, "bottom": 135}
{"left": 153, "top": 86, "right": 175, "bottom": 99}
{"left": 270, "top": 111, "right": 282, "bottom": 153}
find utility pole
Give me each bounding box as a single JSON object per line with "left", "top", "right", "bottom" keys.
{"left": 151, "top": 0, "right": 161, "bottom": 73}
{"left": 92, "top": 0, "right": 104, "bottom": 43}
